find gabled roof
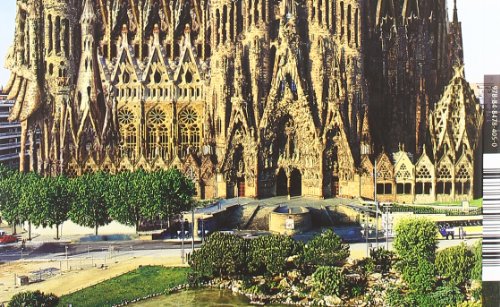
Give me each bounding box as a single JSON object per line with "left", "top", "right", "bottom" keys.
{"left": 111, "top": 25, "right": 142, "bottom": 83}
{"left": 393, "top": 150, "right": 413, "bottom": 170}
{"left": 143, "top": 25, "right": 172, "bottom": 83}
{"left": 269, "top": 18, "right": 307, "bottom": 100}
{"left": 415, "top": 146, "right": 434, "bottom": 170}
{"left": 173, "top": 26, "right": 202, "bottom": 83}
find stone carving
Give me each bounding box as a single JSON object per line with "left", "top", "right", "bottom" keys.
{"left": 5, "top": 0, "right": 482, "bottom": 202}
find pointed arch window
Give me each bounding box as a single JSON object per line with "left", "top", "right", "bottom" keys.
{"left": 147, "top": 108, "right": 171, "bottom": 161}
{"left": 178, "top": 107, "right": 202, "bottom": 157}
{"left": 437, "top": 163, "right": 453, "bottom": 194}
{"left": 118, "top": 108, "right": 137, "bottom": 160}
{"left": 455, "top": 163, "right": 471, "bottom": 195}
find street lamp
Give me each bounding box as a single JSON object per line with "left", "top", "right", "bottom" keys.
{"left": 191, "top": 206, "right": 195, "bottom": 253}
{"left": 180, "top": 217, "right": 185, "bottom": 264}
{"left": 65, "top": 246, "right": 69, "bottom": 270}
{"left": 383, "top": 204, "right": 391, "bottom": 250}
{"left": 365, "top": 211, "right": 369, "bottom": 257}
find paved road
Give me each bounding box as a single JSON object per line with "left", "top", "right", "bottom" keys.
{"left": 0, "top": 240, "right": 202, "bottom": 262}
{"left": 1, "top": 236, "right": 478, "bottom": 263}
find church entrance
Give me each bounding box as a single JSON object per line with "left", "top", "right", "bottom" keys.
{"left": 200, "top": 182, "right": 206, "bottom": 199}
{"left": 331, "top": 176, "right": 339, "bottom": 197}
{"left": 276, "top": 169, "right": 288, "bottom": 196}
{"left": 290, "top": 169, "right": 302, "bottom": 197}
{"left": 237, "top": 178, "right": 245, "bottom": 197}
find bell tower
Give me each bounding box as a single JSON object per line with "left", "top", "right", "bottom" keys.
{"left": 42, "top": 0, "right": 79, "bottom": 174}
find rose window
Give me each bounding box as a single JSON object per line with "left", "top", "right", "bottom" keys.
{"left": 179, "top": 108, "right": 198, "bottom": 126}
{"left": 149, "top": 108, "right": 166, "bottom": 125}
{"left": 118, "top": 108, "right": 135, "bottom": 125}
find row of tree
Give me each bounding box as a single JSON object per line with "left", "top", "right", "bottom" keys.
{"left": 0, "top": 165, "right": 195, "bottom": 238}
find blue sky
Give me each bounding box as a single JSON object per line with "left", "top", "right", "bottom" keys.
{"left": 0, "top": 0, "right": 498, "bottom": 87}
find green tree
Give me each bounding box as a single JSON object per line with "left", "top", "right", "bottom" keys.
{"left": 143, "top": 169, "right": 196, "bottom": 224}
{"left": 435, "top": 243, "right": 473, "bottom": 287}
{"left": 248, "top": 234, "right": 302, "bottom": 276}
{"left": 20, "top": 172, "right": 46, "bottom": 239}
{"left": 46, "top": 176, "right": 72, "bottom": 239}
{"left": 1, "top": 172, "right": 40, "bottom": 238}
{"left": 189, "top": 232, "right": 248, "bottom": 281}
{"left": 393, "top": 218, "right": 437, "bottom": 292}
{"left": 107, "top": 170, "right": 143, "bottom": 231}
{"left": 8, "top": 290, "right": 58, "bottom": 307}
{"left": 302, "top": 229, "right": 350, "bottom": 269}
{"left": 13, "top": 174, "right": 71, "bottom": 240}
{"left": 68, "top": 172, "right": 111, "bottom": 235}
{"left": 0, "top": 171, "right": 23, "bottom": 234}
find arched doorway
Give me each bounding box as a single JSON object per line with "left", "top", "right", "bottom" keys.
{"left": 237, "top": 177, "right": 245, "bottom": 197}
{"left": 200, "top": 182, "right": 206, "bottom": 199}
{"left": 331, "top": 175, "right": 339, "bottom": 197}
{"left": 290, "top": 169, "right": 302, "bottom": 197}
{"left": 276, "top": 169, "right": 288, "bottom": 196}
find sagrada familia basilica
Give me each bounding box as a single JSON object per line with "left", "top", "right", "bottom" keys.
{"left": 5, "top": 0, "right": 483, "bottom": 203}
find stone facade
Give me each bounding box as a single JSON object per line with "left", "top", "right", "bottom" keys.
{"left": 5, "top": 0, "right": 482, "bottom": 202}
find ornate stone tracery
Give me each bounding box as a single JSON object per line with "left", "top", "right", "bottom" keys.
{"left": 5, "top": 0, "right": 482, "bottom": 202}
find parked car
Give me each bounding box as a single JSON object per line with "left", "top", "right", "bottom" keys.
{"left": 439, "top": 226, "right": 455, "bottom": 240}
{"left": 0, "top": 234, "right": 18, "bottom": 244}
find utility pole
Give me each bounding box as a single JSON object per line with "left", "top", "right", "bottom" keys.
{"left": 181, "top": 217, "right": 185, "bottom": 264}
{"left": 385, "top": 204, "right": 390, "bottom": 250}
{"left": 365, "top": 211, "right": 369, "bottom": 257}
{"left": 191, "top": 205, "right": 195, "bottom": 253}
{"left": 65, "top": 246, "right": 68, "bottom": 270}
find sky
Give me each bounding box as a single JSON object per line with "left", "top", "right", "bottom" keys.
{"left": 0, "top": 0, "right": 498, "bottom": 87}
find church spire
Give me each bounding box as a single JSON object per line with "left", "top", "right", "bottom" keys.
{"left": 453, "top": 0, "right": 458, "bottom": 23}
{"left": 81, "top": 0, "right": 95, "bottom": 25}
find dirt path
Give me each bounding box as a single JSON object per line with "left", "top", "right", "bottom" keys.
{"left": 0, "top": 255, "right": 186, "bottom": 304}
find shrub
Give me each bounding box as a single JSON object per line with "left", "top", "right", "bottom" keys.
{"left": 344, "top": 272, "right": 367, "bottom": 298}
{"left": 370, "top": 247, "right": 395, "bottom": 274}
{"left": 302, "top": 229, "right": 350, "bottom": 269}
{"left": 311, "top": 266, "right": 345, "bottom": 296}
{"left": 393, "top": 218, "right": 437, "bottom": 264}
{"left": 435, "top": 243, "right": 473, "bottom": 287}
{"left": 8, "top": 291, "right": 58, "bottom": 307}
{"left": 393, "top": 218, "right": 437, "bottom": 292}
{"left": 384, "top": 284, "right": 414, "bottom": 307}
{"left": 471, "top": 240, "right": 482, "bottom": 281}
{"left": 189, "top": 232, "right": 248, "bottom": 281}
{"left": 429, "top": 283, "right": 465, "bottom": 307}
{"left": 401, "top": 258, "right": 436, "bottom": 293}
{"left": 352, "top": 257, "right": 375, "bottom": 276}
{"left": 248, "top": 234, "right": 302, "bottom": 276}
{"left": 404, "top": 283, "right": 464, "bottom": 307}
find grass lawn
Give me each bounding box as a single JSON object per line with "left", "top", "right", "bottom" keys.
{"left": 423, "top": 198, "right": 483, "bottom": 208}
{"left": 58, "top": 266, "right": 189, "bottom": 307}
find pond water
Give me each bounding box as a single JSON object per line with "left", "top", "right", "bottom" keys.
{"left": 130, "top": 289, "right": 253, "bottom": 306}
